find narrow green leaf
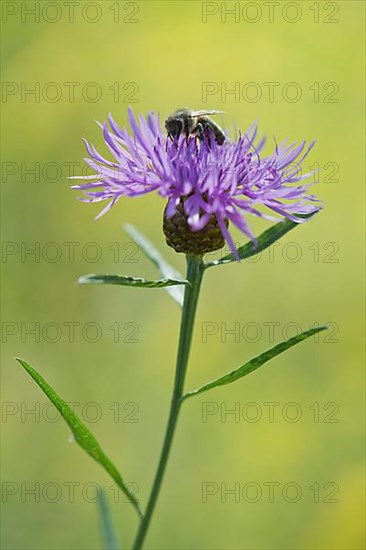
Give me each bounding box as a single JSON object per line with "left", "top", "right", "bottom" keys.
{"left": 98, "top": 491, "right": 120, "bottom": 550}
{"left": 205, "top": 213, "right": 317, "bottom": 268}
{"left": 16, "top": 358, "right": 143, "bottom": 518}
{"left": 79, "top": 274, "right": 189, "bottom": 288}
{"left": 124, "top": 224, "right": 185, "bottom": 307}
{"left": 182, "top": 326, "right": 327, "bottom": 400}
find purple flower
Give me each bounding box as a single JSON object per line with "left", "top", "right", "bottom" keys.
{"left": 71, "top": 108, "right": 320, "bottom": 254}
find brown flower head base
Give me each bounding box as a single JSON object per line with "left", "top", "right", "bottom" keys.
{"left": 163, "top": 201, "right": 228, "bottom": 255}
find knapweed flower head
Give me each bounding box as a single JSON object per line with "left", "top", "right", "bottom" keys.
{"left": 71, "top": 108, "right": 320, "bottom": 256}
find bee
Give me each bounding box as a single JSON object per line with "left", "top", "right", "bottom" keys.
{"left": 165, "top": 108, "right": 226, "bottom": 145}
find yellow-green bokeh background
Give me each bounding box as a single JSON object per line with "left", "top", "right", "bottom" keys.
{"left": 1, "top": 1, "right": 365, "bottom": 549}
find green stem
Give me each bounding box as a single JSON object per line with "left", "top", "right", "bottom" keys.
{"left": 132, "top": 254, "right": 205, "bottom": 549}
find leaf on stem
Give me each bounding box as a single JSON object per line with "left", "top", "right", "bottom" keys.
{"left": 205, "top": 213, "right": 317, "bottom": 268}
{"left": 182, "top": 326, "right": 327, "bottom": 400}
{"left": 124, "top": 224, "right": 185, "bottom": 307}
{"left": 78, "top": 274, "right": 189, "bottom": 288}
{"left": 16, "top": 358, "right": 143, "bottom": 518}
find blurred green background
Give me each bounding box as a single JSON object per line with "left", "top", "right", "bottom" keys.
{"left": 1, "top": 1, "right": 365, "bottom": 549}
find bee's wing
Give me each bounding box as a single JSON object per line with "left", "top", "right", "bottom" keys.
{"left": 191, "top": 110, "right": 226, "bottom": 118}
